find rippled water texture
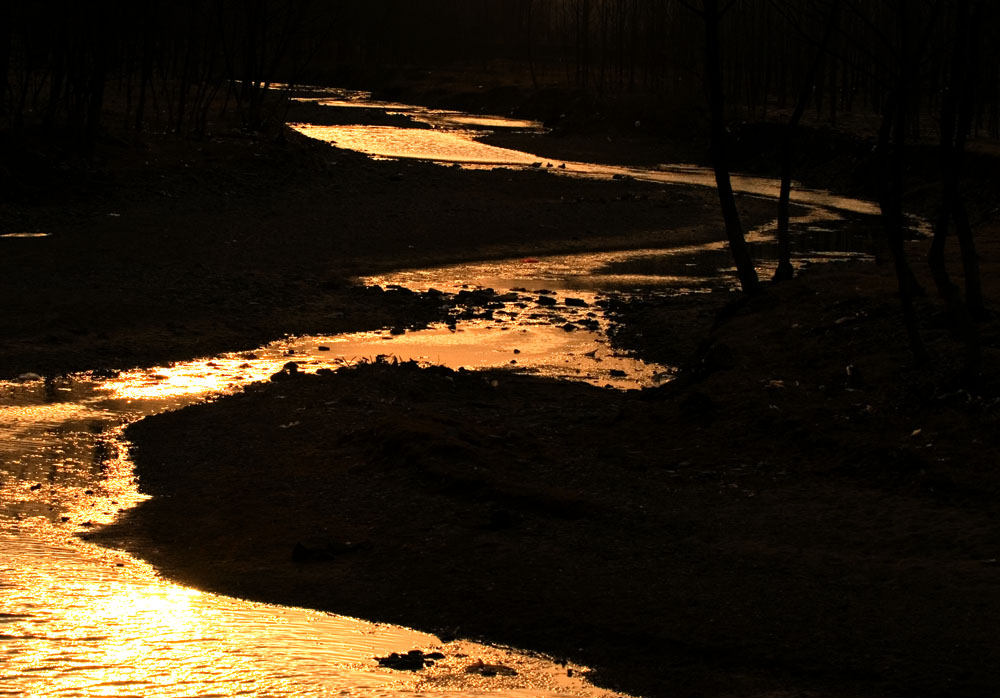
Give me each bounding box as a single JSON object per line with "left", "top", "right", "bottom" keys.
{"left": 0, "top": 340, "right": 628, "bottom": 696}
{"left": 0, "top": 270, "right": 653, "bottom": 696}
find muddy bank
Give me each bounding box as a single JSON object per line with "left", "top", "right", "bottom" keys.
{"left": 10, "top": 88, "right": 1000, "bottom": 698}
{"left": 92, "top": 236, "right": 1000, "bottom": 698}
{"left": 0, "top": 125, "right": 774, "bottom": 379}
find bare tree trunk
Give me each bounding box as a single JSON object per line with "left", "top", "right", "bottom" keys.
{"left": 774, "top": 1, "right": 839, "bottom": 282}
{"left": 878, "top": 4, "right": 926, "bottom": 362}
{"left": 525, "top": 0, "right": 539, "bottom": 90}
{"left": 0, "top": 6, "right": 10, "bottom": 118}
{"left": 927, "top": 0, "right": 982, "bottom": 379}
{"left": 702, "top": 0, "right": 759, "bottom": 295}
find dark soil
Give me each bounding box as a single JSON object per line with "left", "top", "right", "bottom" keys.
{"left": 0, "top": 123, "right": 772, "bottom": 378}
{"left": 9, "top": 90, "right": 999, "bottom": 698}
{"left": 92, "top": 248, "right": 1000, "bottom": 698}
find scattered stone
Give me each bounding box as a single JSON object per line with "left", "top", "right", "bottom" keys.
{"left": 537, "top": 296, "right": 557, "bottom": 306}
{"left": 376, "top": 649, "right": 444, "bottom": 671}
{"left": 390, "top": 326, "right": 406, "bottom": 335}
{"left": 318, "top": 345, "right": 331, "bottom": 351}
{"left": 562, "top": 323, "right": 577, "bottom": 332}
{"left": 270, "top": 362, "right": 302, "bottom": 381}
{"left": 465, "top": 659, "right": 517, "bottom": 677}
{"left": 564, "top": 297, "right": 588, "bottom": 307}
{"left": 29, "top": 483, "right": 42, "bottom": 491}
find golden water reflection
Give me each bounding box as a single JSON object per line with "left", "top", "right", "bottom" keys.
{"left": 3, "top": 523, "right": 613, "bottom": 697}
{"left": 2, "top": 87, "right": 886, "bottom": 695}
{"left": 292, "top": 123, "right": 545, "bottom": 166}
{"left": 2, "top": 245, "right": 678, "bottom": 696}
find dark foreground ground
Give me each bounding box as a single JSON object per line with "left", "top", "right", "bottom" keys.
{"left": 5, "top": 97, "right": 1000, "bottom": 698}
{"left": 93, "top": 254, "right": 1000, "bottom": 698}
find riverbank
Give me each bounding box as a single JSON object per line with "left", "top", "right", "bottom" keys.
{"left": 7, "top": 94, "right": 999, "bottom": 698}
{"left": 92, "top": 241, "right": 1000, "bottom": 698}
{"left": 0, "top": 124, "right": 773, "bottom": 379}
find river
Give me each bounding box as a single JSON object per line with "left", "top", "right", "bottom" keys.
{"left": 0, "top": 87, "right": 881, "bottom": 696}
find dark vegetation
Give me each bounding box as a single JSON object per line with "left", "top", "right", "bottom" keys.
{"left": 5, "top": 2, "right": 1000, "bottom": 698}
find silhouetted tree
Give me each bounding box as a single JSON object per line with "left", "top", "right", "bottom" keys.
{"left": 772, "top": 0, "right": 840, "bottom": 282}
{"left": 689, "top": 0, "right": 760, "bottom": 295}
{"left": 928, "top": 0, "right": 984, "bottom": 379}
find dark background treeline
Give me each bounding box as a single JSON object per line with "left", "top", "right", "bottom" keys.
{"left": 1, "top": 0, "right": 998, "bottom": 140}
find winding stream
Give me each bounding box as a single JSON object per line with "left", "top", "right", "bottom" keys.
{"left": 1, "top": 88, "right": 882, "bottom": 696}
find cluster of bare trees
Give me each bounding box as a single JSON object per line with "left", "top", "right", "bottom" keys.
{"left": 3, "top": 0, "right": 995, "bottom": 375}
{"left": 684, "top": 0, "right": 994, "bottom": 380}
{"left": 320, "top": 0, "right": 999, "bottom": 374}
{"left": 315, "top": 0, "right": 1000, "bottom": 139}
{"left": 0, "top": 1, "right": 324, "bottom": 143}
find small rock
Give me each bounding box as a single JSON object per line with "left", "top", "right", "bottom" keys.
{"left": 318, "top": 345, "right": 331, "bottom": 351}
{"left": 465, "top": 659, "right": 517, "bottom": 677}
{"left": 270, "top": 362, "right": 302, "bottom": 381}
{"left": 376, "top": 649, "right": 440, "bottom": 671}
{"left": 564, "top": 297, "right": 588, "bottom": 307}
{"left": 537, "top": 295, "right": 557, "bottom": 306}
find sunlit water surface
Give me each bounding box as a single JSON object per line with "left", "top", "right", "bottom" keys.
{"left": 1, "top": 86, "right": 885, "bottom": 697}
{"left": 0, "top": 311, "right": 639, "bottom": 696}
